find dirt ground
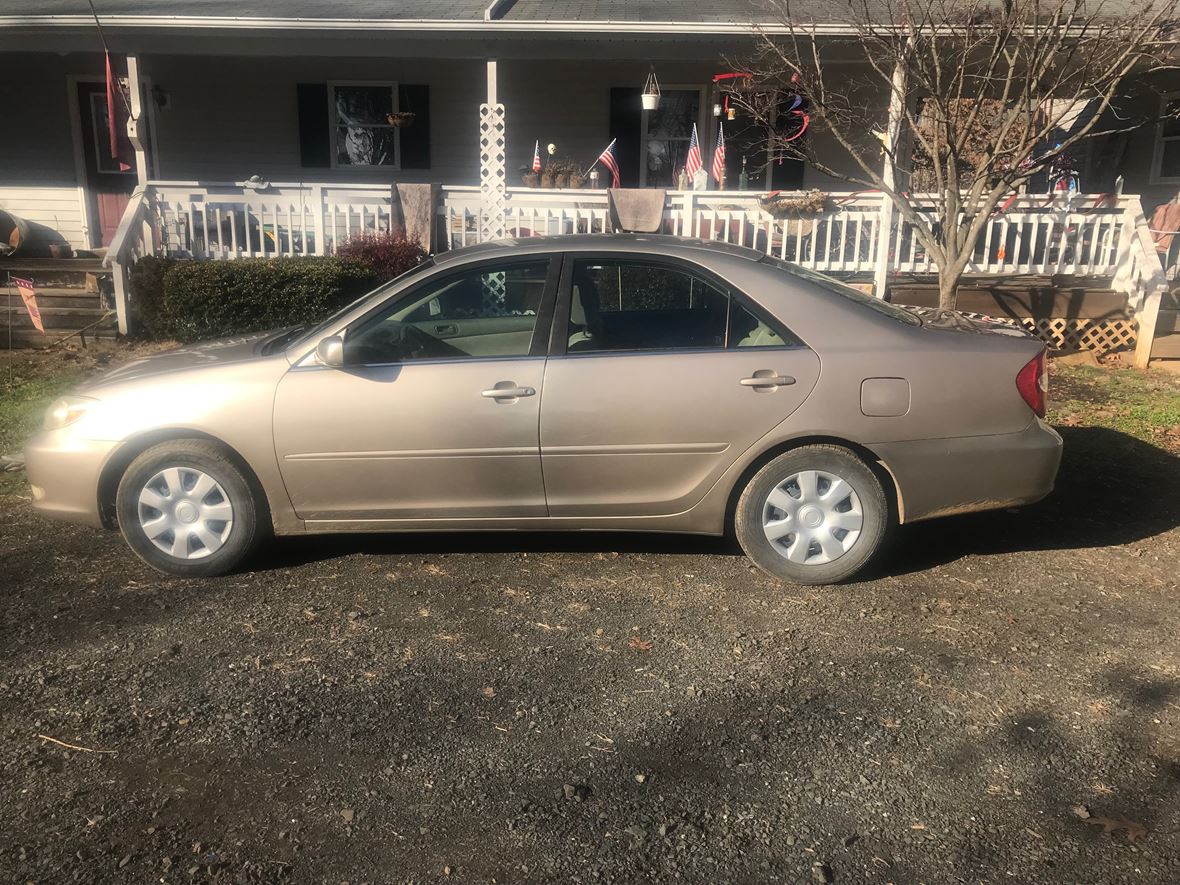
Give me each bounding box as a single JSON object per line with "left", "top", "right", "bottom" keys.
{"left": 2, "top": 357, "right": 1180, "bottom": 883}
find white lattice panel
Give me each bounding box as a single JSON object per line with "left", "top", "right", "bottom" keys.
{"left": 970, "top": 316, "right": 1137, "bottom": 355}
{"left": 479, "top": 103, "right": 507, "bottom": 243}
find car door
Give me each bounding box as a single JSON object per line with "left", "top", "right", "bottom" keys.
{"left": 539, "top": 253, "right": 820, "bottom": 517}
{"left": 273, "top": 255, "right": 560, "bottom": 522}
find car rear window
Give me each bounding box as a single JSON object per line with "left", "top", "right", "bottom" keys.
{"left": 759, "top": 255, "right": 921, "bottom": 326}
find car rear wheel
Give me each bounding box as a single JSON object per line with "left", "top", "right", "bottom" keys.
{"left": 115, "top": 440, "right": 263, "bottom": 577}
{"left": 735, "top": 445, "right": 888, "bottom": 585}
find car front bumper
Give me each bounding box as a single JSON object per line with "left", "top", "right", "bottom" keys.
{"left": 24, "top": 430, "right": 118, "bottom": 529}
{"left": 871, "top": 419, "right": 1063, "bottom": 524}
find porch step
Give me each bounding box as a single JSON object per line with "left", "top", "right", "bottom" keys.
{"left": 1152, "top": 309, "right": 1180, "bottom": 359}
{"left": 1, "top": 305, "right": 113, "bottom": 329}
{"left": 1, "top": 326, "right": 117, "bottom": 349}
{"left": 0, "top": 287, "right": 107, "bottom": 309}
{"left": 0, "top": 257, "right": 111, "bottom": 290}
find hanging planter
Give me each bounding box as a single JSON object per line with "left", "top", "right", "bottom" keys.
{"left": 641, "top": 68, "right": 661, "bottom": 111}
{"left": 386, "top": 111, "right": 416, "bottom": 128}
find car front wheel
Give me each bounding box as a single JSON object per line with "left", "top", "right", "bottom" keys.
{"left": 735, "top": 444, "right": 888, "bottom": 585}
{"left": 115, "top": 440, "right": 264, "bottom": 577}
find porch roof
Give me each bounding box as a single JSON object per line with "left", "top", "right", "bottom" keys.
{"left": 0, "top": 0, "right": 823, "bottom": 29}
{"left": 0, "top": 1, "right": 489, "bottom": 19}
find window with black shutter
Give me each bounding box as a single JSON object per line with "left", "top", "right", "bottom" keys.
{"left": 297, "top": 82, "right": 430, "bottom": 171}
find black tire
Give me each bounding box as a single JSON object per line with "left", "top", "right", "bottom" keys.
{"left": 115, "top": 439, "right": 264, "bottom": 578}
{"left": 735, "top": 444, "right": 888, "bottom": 585}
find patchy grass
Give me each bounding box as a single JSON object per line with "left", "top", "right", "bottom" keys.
{"left": 1049, "top": 360, "right": 1180, "bottom": 454}
{"left": 0, "top": 358, "right": 84, "bottom": 494}
{"left": 0, "top": 342, "right": 172, "bottom": 495}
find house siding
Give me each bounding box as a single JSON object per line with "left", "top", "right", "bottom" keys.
{"left": 499, "top": 59, "right": 871, "bottom": 190}
{"left": 0, "top": 186, "right": 87, "bottom": 250}
{"left": 1088, "top": 72, "right": 1180, "bottom": 214}
{"left": 0, "top": 53, "right": 99, "bottom": 250}
{"left": 142, "top": 55, "right": 484, "bottom": 185}
{"left": 131, "top": 55, "right": 875, "bottom": 191}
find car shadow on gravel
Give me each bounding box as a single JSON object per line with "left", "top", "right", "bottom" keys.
{"left": 871, "top": 426, "right": 1180, "bottom": 579}
{"left": 254, "top": 425, "right": 1178, "bottom": 579}
{"left": 254, "top": 529, "right": 742, "bottom": 572}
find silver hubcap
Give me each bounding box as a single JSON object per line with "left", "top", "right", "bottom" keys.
{"left": 762, "top": 469, "right": 863, "bottom": 565}
{"left": 137, "top": 467, "right": 234, "bottom": 560}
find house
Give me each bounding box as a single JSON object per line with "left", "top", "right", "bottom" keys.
{"left": 0, "top": 0, "right": 1176, "bottom": 361}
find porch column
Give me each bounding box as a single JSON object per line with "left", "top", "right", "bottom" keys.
{"left": 873, "top": 54, "right": 908, "bottom": 299}
{"left": 479, "top": 58, "right": 507, "bottom": 242}
{"left": 125, "top": 55, "right": 149, "bottom": 187}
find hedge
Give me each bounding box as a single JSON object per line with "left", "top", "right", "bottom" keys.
{"left": 129, "top": 233, "right": 430, "bottom": 343}
{"left": 130, "top": 256, "right": 380, "bottom": 343}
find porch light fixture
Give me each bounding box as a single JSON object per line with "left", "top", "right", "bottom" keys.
{"left": 641, "top": 68, "right": 661, "bottom": 111}
{"left": 713, "top": 102, "right": 723, "bottom": 117}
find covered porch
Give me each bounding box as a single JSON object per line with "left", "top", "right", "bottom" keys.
{"left": 103, "top": 179, "right": 1171, "bottom": 364}
{"left": 0, "top": 15, "right": 1175, "bottom": 362}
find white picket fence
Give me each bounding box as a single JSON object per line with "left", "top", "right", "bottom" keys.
{"left": 105, "top": 180, "right": 1169, "bottom": 363}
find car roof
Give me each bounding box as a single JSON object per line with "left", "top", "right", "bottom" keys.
{"left": 431, "top": 234, "right": 765, "bottom": 267}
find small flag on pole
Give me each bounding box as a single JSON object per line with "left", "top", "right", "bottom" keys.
{"left": 684, "top": 123, "right": 702, "bottom": 180}
{"left": 104, "top": 53, "right": 131, "bottom": 172}
{"left": 711, "top": 123, "right": 727, "bottom": 185}
{"left": 12, "top": 277, "right": 44, "bottom": 334}
{"left": 590, "top": 138, "right": 621, "bottom": 188}
{"left": 532, "top": 140, "right": 542, "bottom": 173}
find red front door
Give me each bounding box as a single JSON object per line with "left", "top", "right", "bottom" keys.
{"left": 76, "top": 81, "right": 144, "bottom": 248}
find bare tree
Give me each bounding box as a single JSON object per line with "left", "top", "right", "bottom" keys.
{"left": 733, "top": 0, "right": 1179, "bottom": 308}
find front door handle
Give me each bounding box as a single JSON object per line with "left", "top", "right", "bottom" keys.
{"left": 740, "top": 371, "right": 796, "bottom": 389}
{"left": 481, "top": 382, "right": 536, "bottom": 400}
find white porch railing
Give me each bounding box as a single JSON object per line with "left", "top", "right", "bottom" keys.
{"left": 105, "top": 180, "right": 1169, "bottom": 360}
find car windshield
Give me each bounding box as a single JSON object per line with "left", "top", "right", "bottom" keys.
{"left": 287, "top": 257, "right": 437, "bottom": 351}
{"left": 759, "top": 255, "right": 921, "bottom": 326}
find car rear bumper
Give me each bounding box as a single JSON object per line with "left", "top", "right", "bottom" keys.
{"left": 871, "top": 420, "right": 1063, "bottom": 524}
{"left": 24, "top": 431, "right": 116, "bottom": 529}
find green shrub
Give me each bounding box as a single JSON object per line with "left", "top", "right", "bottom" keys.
{"left": 128, "top": 255, "right": 177, "bottom": 339}
{"left": 336, "top": 232, "right": 428, "bottom": 282}
{"left": 130, "top": 257, "right": 380, "bottom": 343}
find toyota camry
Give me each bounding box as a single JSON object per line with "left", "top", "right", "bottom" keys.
{"left": 25, "top": 235, "right": 1061, "bottom": 584}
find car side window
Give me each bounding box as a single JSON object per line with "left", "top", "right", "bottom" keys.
{"left": 727, "top": 297, "right": 802, "bottom": 349}
{"left": 567, "top": 260, "right": 730, "bottom": 353}
{"left": 344, "top": 260, "right": 549, "bottom": 365}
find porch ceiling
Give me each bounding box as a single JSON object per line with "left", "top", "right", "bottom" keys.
{"left": 0, "top": 0, "right": 491, "bottom": 19}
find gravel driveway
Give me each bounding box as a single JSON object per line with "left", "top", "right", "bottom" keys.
{"left": 2, "top": 424, "right": 1179, "bottom": 884}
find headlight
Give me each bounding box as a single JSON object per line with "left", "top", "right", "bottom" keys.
{"left": 43, "top": 396, "right": 99, "bottom": 431}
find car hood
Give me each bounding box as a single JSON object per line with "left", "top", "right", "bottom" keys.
{"left": 81, "top": 333, "right": 273, "bottom": 389}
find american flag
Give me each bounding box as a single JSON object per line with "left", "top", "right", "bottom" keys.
{"left": 711, "top": 123, "right": 727, "bottom": 185}
{"left": 684, "top": 123, "right": 702, "bottom": 180}
{"left": 532, "top": 140, "right": 542, "bottom": 173}
{"left": 593, "top": 138, "right": 621, "bottom": 188}
{"left": 12, "top": 276, "right": 44, "bottom": 334}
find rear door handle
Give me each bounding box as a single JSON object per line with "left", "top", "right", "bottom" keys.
{"left": 740, "top": 371, "right": 796, "bottom": 389}
{"left": 481, "top": 382, "right": 536, "bottom": 400}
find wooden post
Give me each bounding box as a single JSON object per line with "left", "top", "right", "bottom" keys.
{"left": 873, "top": 55, "right": 908, "bottom": 299}
{"left": 125, "top": 55, "right": 149, "bottom": 187}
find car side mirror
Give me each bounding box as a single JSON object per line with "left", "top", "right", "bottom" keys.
{"left": 316, "top": 335, "right": 344, "bottom": 368}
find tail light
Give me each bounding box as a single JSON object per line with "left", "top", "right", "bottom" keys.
{"left": 1015, "top": 350, "right": 1048, "bottom": 418}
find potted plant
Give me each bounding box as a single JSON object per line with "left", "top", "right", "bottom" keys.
{"left": 642, "top": 68, "right": 661, "bottom": 111}
{"left": 520, "top": 166, "right": 540, "bottom": 188}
